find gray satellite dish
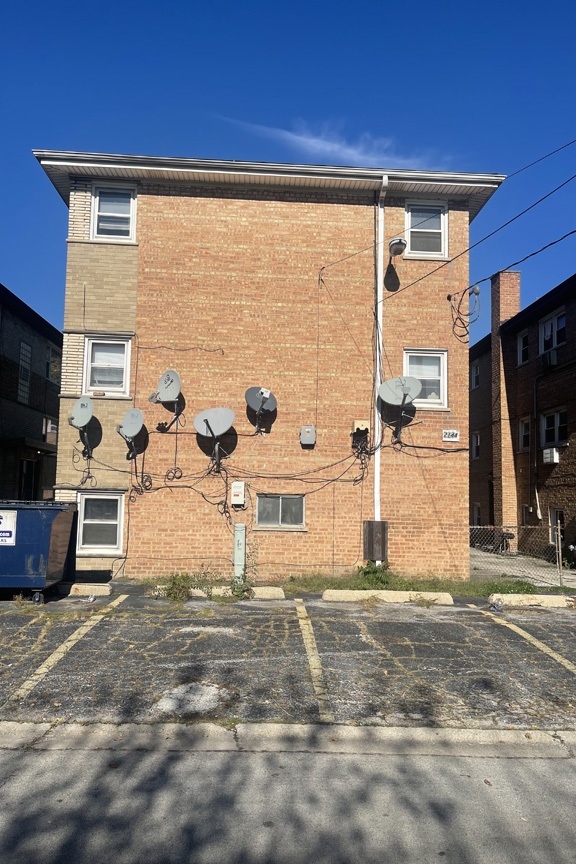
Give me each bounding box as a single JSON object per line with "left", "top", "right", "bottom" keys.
{"left": 69, "top": 396, "right": 94, "bottom": 429}
{"left": 193, "top": 407, "right": 235, "bottom": 438}
{"left": 245, "top": 386, "right": 277, "bottom": 414}
{"left": 149, "top": 369, "right": 181, "bottom": 404}
{"left": 119, "top": 408, "right": 144, "bottom": 440}
{"left": 378, "top": 376, "right": 422, "bottom": 406}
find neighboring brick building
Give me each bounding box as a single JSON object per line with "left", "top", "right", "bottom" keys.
{"left": 0, "top": 283, "right": 62, "bottom": 500}
{"left": 35, "top": 150, "right": 504, "bottom": 581}
{"left": 470, "top": 271, "right": 576, "bottom": 556}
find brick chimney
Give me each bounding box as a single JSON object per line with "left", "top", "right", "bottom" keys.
{"left": 491, "top": 271, "right": 521, "bottom": 528}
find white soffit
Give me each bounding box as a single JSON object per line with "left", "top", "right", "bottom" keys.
{"left": 33, "top": 150, "right": 505, "bottom": 220}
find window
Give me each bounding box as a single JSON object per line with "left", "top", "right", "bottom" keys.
{"left": 91, "top": 185, "right": 136, "bottom": 241}
{"left": 472, "top": 503, "right": 481, "bottom": 526}
{"left": 549, "top": 508, "right": 565, "bottom": 545}
{"left": 77, "top": 493, "right": 124, "bottom": 554}
{"left": 46, "top": 346, "right": 61, "bottom": 384}
{"left": 256, "top": 494, "right": 305, "bottom": 528}
{"left": 405, "top": 202, "right": 447, "bottom": 258}
{"left": 539, "top": 309, "right": 566, "bottom": 353}
{"left": 522, "top": 505, "right": 530, "bottom": 526}
{"left": 471, "top": 432, "right": 480, "bottom": 460}
{"left": 42, "top": 417, "right": 58, "bottom": 445}
{"left": 518, "top": 418, "right": 530, "bottom": 452}
{"left": 517, "top": 330, "right": 529, "bottom": 365}
{"left": 84, "top": 338, "right": 131, "bottom": 397}
{"left": 471, "top": 362, "right": 480, "bottom": 389}
{"left": 403, "top": 349, "right": 448, "bottom": 409}
{"left": 18, "top": 341, "right": 32, "bottom": 404}
{"left": 541, "top": 410, "right": 568, "bottom": 447}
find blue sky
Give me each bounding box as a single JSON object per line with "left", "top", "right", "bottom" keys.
{"left": 2, "top": 0, "right": 575, "bottom": 343}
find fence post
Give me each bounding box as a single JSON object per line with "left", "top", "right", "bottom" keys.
{"left": 556, "top": 526, "right": 564, "bottom": 587}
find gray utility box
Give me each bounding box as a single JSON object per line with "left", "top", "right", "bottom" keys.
{"left": 363, "top": 520, "right": 388, "bottom": 561}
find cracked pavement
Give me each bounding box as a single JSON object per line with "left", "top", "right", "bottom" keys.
{"left": 1, "top": 585, "right": 575, "bottom": 729}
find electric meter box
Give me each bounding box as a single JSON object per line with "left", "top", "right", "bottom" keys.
{"left": 300, "top": 426, "right": 316, "bottom": 446}
{"left": 231, "top": 481, "right": 246, "bottom": 506}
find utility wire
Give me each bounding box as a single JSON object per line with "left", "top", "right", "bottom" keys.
{"left": 379, "top": 172, "right": 576, "bottom": 305}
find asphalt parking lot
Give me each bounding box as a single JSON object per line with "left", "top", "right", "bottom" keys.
{"left": 1, "top": 584, "right": 575, "bottom": 730}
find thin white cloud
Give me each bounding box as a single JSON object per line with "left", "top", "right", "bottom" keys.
{"left": 220, "top": 118, "right": 444, "bottom": 169}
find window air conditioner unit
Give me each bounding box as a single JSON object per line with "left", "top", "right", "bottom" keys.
{"left": 542, "top": 349, "right": 557, "bottom": 371}
{"left": 543, "top": 447, "right": 560, "bottom": 464}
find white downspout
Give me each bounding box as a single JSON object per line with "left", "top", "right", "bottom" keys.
{"left": 374, "top": 177, "right": 388, "bottom": 562}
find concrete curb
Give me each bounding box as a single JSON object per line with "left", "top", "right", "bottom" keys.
{"left": 322, "top": 589, "right": 454, "bottom": 605}
{"left": 58, "top": 583, "right": 112, "bottom": 597}
{"left": 489, "top": 592, "right": 576, "bottom": 609}
{"left": 0, "top": 721, "right": 572, "bottom": 758}
{"left": 155, "top": 585, "right": 286, "bottom": 600}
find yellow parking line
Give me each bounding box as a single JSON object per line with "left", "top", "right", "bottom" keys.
{"left": 469, "top": 605, "right": 576, "bottom": 676}
{"left": 294, "top": 598, "right": 335, "bottom": 723}
{"left": 1, "top": 595, "right": 128, "bottom": 709}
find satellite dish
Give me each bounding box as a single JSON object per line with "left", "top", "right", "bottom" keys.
{"left": 378, "top": 376, "right": 422, "bottom": 406}
{"left": 119, "top": 408, "right": 144, "bottom": 440}
{"left": 149, "top": 369, "right": 181, "bottom": 404}
{"left": 69, "top": 396, "right": 94, "bottom": 429}
{"left": 193, "top": 407, "right": 235, "bottom": 438}
{"left": 245, "top": 386, "right": 277, "bottom": 414}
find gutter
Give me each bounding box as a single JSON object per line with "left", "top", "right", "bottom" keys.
{"left": 374, "top": 176, "right": 388, "bottom": 561}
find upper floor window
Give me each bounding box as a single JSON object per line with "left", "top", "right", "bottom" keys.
{"left": 18, "top": 341, "right": 31, "bottom": 404}
{"left": 540, "top": 410, "right": 568, "bottom": 447}
{"left": 91, "top": 185, "right": 136, "bottom": 241}
{"left": 539, "top": 309, "right": 566, "bottom": 354}
{"left": 405, "top": 202, "right": 448, "bottom": 258}
{"left": 83, "top": 337, "right": 131, "bottom": 397}
{"left": 471, "top": 432, "right": 480, "bottom": 460}
{"left": 42, "top": 416, "right": 58, "bottom": 445}
{"left": 518, "top": 418, "right": 530, "bottom": 452}
{"left": 471, "top": 361, "right": 480, "bottom": 389}
{"left": 517, "top": 330, "right": 529, "bottom": 365}
{"left": 46, "top": 346, "right": 61, "bottom": 384}
{"left": 403, "top": 348, "right": 448, "bottom": 409}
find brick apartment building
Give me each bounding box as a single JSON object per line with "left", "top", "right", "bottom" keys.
{"left": 0, "top": 283, "right": 62, "bottom": 500}
{"left": 34, "top": 150, "right": 504, "bottom": 581}
{"left": 470, "top": 271, "right": 576, "bottom": 557}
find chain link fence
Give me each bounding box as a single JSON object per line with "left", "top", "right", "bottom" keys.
{"left": 469, "top": 525, "right": 575, "bottom": 587}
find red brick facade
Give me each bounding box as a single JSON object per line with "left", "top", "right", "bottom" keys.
{"left": 36, "top": 152, "right": 504, "bottom": 581}
{"left": 470, "top": 271, "right": 576, "bottom": 561}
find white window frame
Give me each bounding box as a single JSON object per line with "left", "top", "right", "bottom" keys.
{"left": 471, "top": 361, "right": 480, "bottom": 390}
{"left": 517, "top": 330, "right": 529, "bottom": 365}
{"left": 403, "top": 348, "right": 448, "bottom": 410}
{"left": 471, "top": 431, "right": 480, "bottom": 460}
{"left": 77, "top": 492, "right": 124, "bottom": 555}
{"left": 255, "top": 494, "right": 306, "bottom": 530}
{"left": 42, "top": 416, "right": 58, "bottom": 445}
{"left": 540, "top": 410, "right": 568, "bottom": 448}
{"left": 549, "top": 507, "right": 565, "bottom": 545}
{"left": 518, "top": 418, "right": 530, "bottom": 453}
{"left": 83, "top": 337, "right": 131, "bottom": 398}
{"left": 90, "top": 184, "right": 137, "bottom": 242}
{"left": 539, "top": 308, "right": 566, "bottom": 354}
{"left": 404, "top": 201, "right": 448, "bottom": 259}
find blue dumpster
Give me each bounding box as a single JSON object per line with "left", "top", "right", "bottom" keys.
{"left": 0, "top": 502, "right": 76, "bottom": 602}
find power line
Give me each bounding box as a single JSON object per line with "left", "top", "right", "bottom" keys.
{"left": 380, "top": 172, "right": 576, "bottom": 305}
{"left": 466, "top": 230, "right": 576, "bottom": 290}
{"left": 507, "top": 138, "right": 576, "bottom": 179}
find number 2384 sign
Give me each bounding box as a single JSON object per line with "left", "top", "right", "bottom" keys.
{"left": 442, "top": 429, "right": 460, "bottom": 442}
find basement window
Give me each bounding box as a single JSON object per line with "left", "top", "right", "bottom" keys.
{"left": 256, "top": 494, "right": 305, "bottom": 529}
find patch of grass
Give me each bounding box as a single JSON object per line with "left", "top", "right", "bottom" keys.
{"left": 280, "top": 566, "right": 572, "bottom": 598}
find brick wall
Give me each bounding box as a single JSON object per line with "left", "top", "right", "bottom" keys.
{"left": 57, "top": 181, "right": 472, "bottom": 580}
